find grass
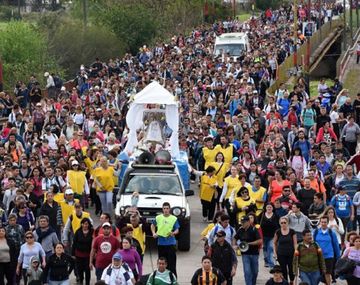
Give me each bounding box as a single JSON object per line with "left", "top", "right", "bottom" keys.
{"left": 309, "top": 79, "right": 333, "bottom": 98}
{"left": 237, "top": 13, "right": 252, "bottom": 22}
{"left": 343, "top": 67, "right": 360, "bottom": 99}
{"left": 345, "top": 8, "right": 360, "bottom": 30}
{"left": 0, "top": 22, "right": 8, "bottom": 30}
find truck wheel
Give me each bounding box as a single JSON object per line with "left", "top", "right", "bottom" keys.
{"left": 177, "top": 222, "right": 190, "bottom": 251}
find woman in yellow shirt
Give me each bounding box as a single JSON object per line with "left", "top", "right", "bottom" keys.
{"left": 210, "top": 152, "right": 230, "bottom": 210}
{"left": 199, "top": 166, "right": 218, "bottom": 222}
{"left": 232, "top": 187, "right": 257, "bottom": 226}
{"left": 92, "top": 156, "right": 115, "bottom": 215}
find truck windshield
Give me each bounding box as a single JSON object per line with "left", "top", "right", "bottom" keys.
{"left": 214, "top": 43, "right": 245, "bottom": 56}
{"left": 123, "top": 175, "right": 182, "bottom": 195}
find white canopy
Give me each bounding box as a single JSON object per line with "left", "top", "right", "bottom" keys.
{"left": 124, "top": 81, "right": 180, "bottom": 158}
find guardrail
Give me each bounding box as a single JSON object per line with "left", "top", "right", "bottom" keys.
{"left": 338, "top": 27, "right": 360, "bottom": 82}
{"left": 267, "top": 18, "right": 343, "bottom": 95}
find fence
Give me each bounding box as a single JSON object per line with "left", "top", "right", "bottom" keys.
{"left": 267, "top": 18, "right": 343, "bottom": 95}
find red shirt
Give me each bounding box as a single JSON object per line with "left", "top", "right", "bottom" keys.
{"left": 92, "top": 235, "right": 121, "bottom": 269}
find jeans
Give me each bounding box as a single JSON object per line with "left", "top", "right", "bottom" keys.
{"left": 49, "top": 280, "right": 70, "bottom": 285}
{"left": 76, "top": 256, "right": 90, "bottom": 285}
{"left": 158, "top": 245, "right": 177, "bottom": 277}
{"left": 0, "top": 262, "right": 15, "bottom": 285}
{"left": 95, "top": 268, "right": 105, "bottom": 281}
{"left": 300, "top": 271, "right": 321, "bottom": 285}
{"left": 242, "top": 254, "right": 259, "bottom": 285}
{"left": 97, "top": 191, "right": 113, "bottom": 214}
{"left": 278, "top": 254, "right": 295, "bottom": 282}
{"left": 263, "top": 237, "right": 275, "bottom": 268}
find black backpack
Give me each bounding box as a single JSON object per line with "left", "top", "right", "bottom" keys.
{"left": 53, "top": 76, "right": 63, "bottom": 89}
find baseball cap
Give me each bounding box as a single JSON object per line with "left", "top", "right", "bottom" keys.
{"left": 216, "top": 230, "right": 226, "bottom": 237}
{"left": 112, "top": 252, "right": 122, "bottom": 260}
{"left": 64, "top": 189, "right": 74, "bottom": 195}
{"left": 102, "top": 222, "right": 111, "bottom": 228}
{"left": 241, "top": 216, "right": 250, "bottom": 223}
{"left": 71, "top": 160, "right": 79, "bottom": 166}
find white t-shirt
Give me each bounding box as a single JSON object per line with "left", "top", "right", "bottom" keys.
{"left": 330, "top": 110, "right": 339, "bottom": 124}
{"left": 101, "top": 264, "right": 134, "bottom": 285}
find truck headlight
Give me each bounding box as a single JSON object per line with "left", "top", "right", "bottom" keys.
{"left": 172, "top": 207, "right": 186, "bottom": 217}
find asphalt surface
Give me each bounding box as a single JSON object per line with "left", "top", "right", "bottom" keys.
{"left": 70, "top": 184, "right": 347, "bottom": 285}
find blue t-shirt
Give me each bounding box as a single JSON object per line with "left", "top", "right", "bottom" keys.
{"left": 330, "top": 194, "right": 353, "bottom": 218}
{"left": 153, "top": 216, "right": 180, "bottom": 246}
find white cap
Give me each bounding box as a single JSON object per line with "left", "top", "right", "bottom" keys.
{"left": 71, "top": 160, "right": 79, "bottom": 166}
{"left": 102, "top": 222, "right": 111, "bottom": 228}
{"left": 61, "top": 86, "right": 66, "bottom": 91}
{"left": 44, "top": 72, "right": 49, "bottom": 77}
{"left": 64, "top": 189, "right": 74, "bottom": 195}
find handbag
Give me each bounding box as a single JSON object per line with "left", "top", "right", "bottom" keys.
{"left": 334, "top": 257, "right": 357, "bottom": 278}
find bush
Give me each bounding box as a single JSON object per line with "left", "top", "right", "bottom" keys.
{"left": 100, "top": 2, "right": 158, "bottom": 54}
{"left": 37, "top": 13, "right": 125, "bottom": 77}
{"left": 0, "top": 21, "right": 62, "bottom": 89}
{"left": 256, "top": 0, "right": 284, "bottom": 10}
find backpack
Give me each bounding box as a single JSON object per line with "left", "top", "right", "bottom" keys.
{"left": 150, "top": 270, "right": 175, "bottom": 285}
{"left": 53, "top": 76, "right": 63, "bottom": 89}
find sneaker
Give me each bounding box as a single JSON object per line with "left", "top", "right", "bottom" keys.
{"left": 203, "top": 217, "right": 208, "bottom": 222}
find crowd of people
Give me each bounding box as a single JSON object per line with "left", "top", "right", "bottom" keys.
{"left": 0, "top": 1, "right": 359, "bottom": 285}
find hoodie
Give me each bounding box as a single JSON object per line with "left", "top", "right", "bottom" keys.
{"left": 27, "top": 255, "right": 43, "bottom": 285}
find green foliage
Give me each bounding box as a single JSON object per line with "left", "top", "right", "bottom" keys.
{"left": 37, "top": 13, "right": 124, "bottom": 77}
{"left": 255, "top": 0, "right": 283, "bottom": 10}
{"left": 0, "top": 21, "right": 62, "bottom": 89}
{"left": 0, "top": 5, "right": 16, "bottom": 21}
{"left": 100, "top": 2, "right": 158, "bottom": 54}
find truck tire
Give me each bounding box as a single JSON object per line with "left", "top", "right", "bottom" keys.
{"left": 177, "top": 222, "right": 190, "bottom": 251}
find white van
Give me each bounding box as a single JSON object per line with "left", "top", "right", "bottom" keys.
{"left": 214, "top": 32, "right": 250, "bottom": 58}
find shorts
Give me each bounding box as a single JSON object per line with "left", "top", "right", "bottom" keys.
{"left": 324, "top": 258, "right": 334, "bottom": 274}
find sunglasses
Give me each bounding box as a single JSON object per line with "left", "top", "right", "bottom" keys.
{"left": 280, "top": 222, "right": 287, "bottom": 225}
{"left": 25, "top": 236, "right": 33, "bottom": 239}
{"left": 283, "top": 189, "right": 290, "bottom": 192}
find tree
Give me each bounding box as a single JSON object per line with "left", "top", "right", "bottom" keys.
{"left": 100, "top": 2, "right": 158, "bottom": 54}
{"left": 0, "top": 21, "right": 62, "bottom": 89}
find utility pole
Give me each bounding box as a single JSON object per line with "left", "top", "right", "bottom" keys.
{"left": 83, "top": 0, "right": 88, "bottom": 28}
{"left": 350, "top": 0, "right": 353, "bottom": 43}
{"left": 294, "top": 0, "right": 298, "bottom": 67}
{"left": 17, "top": 0, "right": 21, "bottom": 19}
{"left": 306, "top": 0, "right": 311, "bottom": 91}
{"left": 357, "top": 0, "right": 359, "bottom": 28}
{"left": 233, "top": 0, "right": 236, "bottom": 19}
{"left": 343, "top": 0, "right": 347, "bottom": 50}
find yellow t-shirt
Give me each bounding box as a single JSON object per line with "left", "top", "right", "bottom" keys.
{"left": 84, "top": 157, "right": 98, "bottom": 176}
{"left": 223, "top": 176, "right": 242, "bottom": 200}
{"left": 234, "top": 197, "right": 256, "bottom": 222}
{"left": 200, "top": 174, "right": 217, "bottom": 202}
{"left": 209, "top": 162, "right": 229, "bottom": 188}
{"left": 71, "top": 211, "right": 90, "bottom": 233}
{"left": 93, "top": 167, "right": 115, "bottom": 192}
{"left": 219, "top": 144, "right": 234, "bottom": 164}
{"left": 250, "top": 186, "right": 267, "bottom": 216}
{"left": 127, "top": 223, "right": 146, "bottom": 254}
{"left": 59, "top": 199, "right": 79, "bottom": 226}
{"left": 203, "top": 145, "right": 220, "bottom": 169}
{"left": 67, "top": 170, "right": 87, "bottom": 195}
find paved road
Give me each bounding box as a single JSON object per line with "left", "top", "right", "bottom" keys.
{"left": 71, "top": 184, "right": 346, "bottom": 284}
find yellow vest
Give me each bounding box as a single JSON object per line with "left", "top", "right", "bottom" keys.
{"left": 219, "top": 144, "right": 234, "bottom": 164}
{"left": 156, "top": 214, "right": 177, "bottom": 237}
{"left": 235, "top": 197, "right": 256, "bottom": 222}
{"left": 201, "top": 223, "right": 215, "bottom": 237}
{"left": 200, "top": 174, "right": 217, "bottom": 202}
{"left": 250, "top": 186, "right": 267, "bottom": 216}
{"left": 44, "top": 193, "right": 64, "bottom": 203}
{"left": 93, "top": 167, "right": 115, "bottom": 192}
{"left": 67, "top": 170, "right": 87, "bottom": 195}
{"left": 71, "top": 211, "right": 90, "bottom": 233}
{"left": 223, "top": 176, "right": 241, "bottom": 199}
{"left": 109, "top": 159, "right": 119, "bottom": 186}
{"left": 203, "top": 146, "right": 220, "bottom": 168}
{"left": 209, "top": 162, "right": 229, "bottom": 188}
{"left": 127, "top": 223, "right": 146, "bottom": 254}
{"left": 84, "top": 157, "right": 98, "bottom": 176}
{"left": 60, "top": 199, "right": 79, "bottom": 226}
